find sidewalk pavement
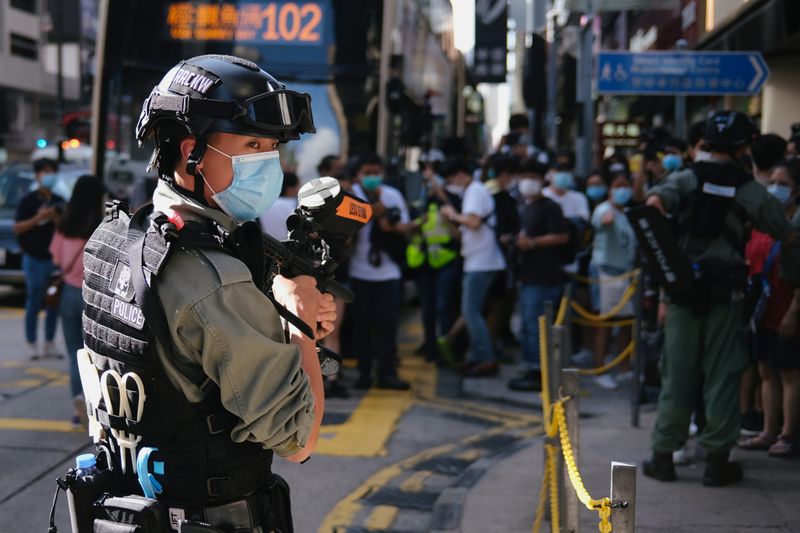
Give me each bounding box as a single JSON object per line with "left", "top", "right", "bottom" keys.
{"left": 455, "top": 365, "right": 800, "bottom": 533}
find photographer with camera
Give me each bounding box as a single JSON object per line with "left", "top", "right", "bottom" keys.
{"left": 349, "top": 154, "right": 419, "bottom": 390}
{"left": 13, "top": 157, "right": 65, "bottom": 360}
{"left": 74, "top": 55, "right": 335, "bottom": 532}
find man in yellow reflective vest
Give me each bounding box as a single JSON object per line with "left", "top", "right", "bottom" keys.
{"left": 409, "top": 159, "right": 469, "bottom": 363}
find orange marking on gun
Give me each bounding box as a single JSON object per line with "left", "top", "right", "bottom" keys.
{"left": 336, "top": 196, "right": 373, "bottom": 224}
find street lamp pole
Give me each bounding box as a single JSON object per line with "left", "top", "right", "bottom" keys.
{"left": 674, "top": 39, "right": 688, "bottom": 141}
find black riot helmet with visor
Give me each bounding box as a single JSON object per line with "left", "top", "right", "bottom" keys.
{"left": 135, "top": 54, "right": 315, "bottom": 203}
{"left": 703, "top": 111, "right": 758, "bottom": 154}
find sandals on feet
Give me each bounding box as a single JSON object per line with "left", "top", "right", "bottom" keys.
{"left": 767, "top": 435, "right": 796, "bottom": 458}
{"left": 738, "top": 432, "right": 777, "bottom": 450}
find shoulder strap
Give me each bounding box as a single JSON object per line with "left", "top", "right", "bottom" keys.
{"left": 126, "top": 206, "right": 212, "bottom": 392}
{"left": 762, "top": 241, "right": 782, "bottom": 277}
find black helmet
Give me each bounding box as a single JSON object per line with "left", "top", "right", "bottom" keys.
{"left": 136, "top": 54, "right": 315, "bottom": 146}
{"left": 703, "top": 111, "right": 758, "bottom": 151}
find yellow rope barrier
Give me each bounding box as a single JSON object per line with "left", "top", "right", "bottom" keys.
{"left": 555, "top": 400, "right": 612, "bottom": 533}
{"left": 570, "top": 280, "right": 638, "bottom": 322}
{"left": 534, "top": 314, "right": 616, "bottom": 533}
{"left": 568, "top": 268, "right": 640, "bottom": 285}
{"left": 554, "top": 296, "right": 568, "bottom": 327}
{"left": 577, "top": 342, "right": 635, "bottom": 376}
{"left": 572, "top": 317, "right": 636, "bottom": 328}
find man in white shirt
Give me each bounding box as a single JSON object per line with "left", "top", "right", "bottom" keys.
{"left": 349, "top": 154, "right": 419, "bottom": 390}
{"left": 259, "top": 171, "right": 300, "bottom": 240}
{"left": 442, "top": 174, "right": 506, "bottom": 377}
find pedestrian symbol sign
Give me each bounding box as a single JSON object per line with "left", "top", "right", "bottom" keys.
{"left": 596, "top": 51, "right": 769, "bottom": 95}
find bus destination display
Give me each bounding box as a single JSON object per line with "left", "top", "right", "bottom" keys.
{"left": 166, "top": 1, "right": 327, "bottom": 45}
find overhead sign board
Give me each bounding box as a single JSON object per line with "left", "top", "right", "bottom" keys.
{"left": 165, "top": 1, "right": 329, "bottom": 46}
{"left": 474, "top": 0, "right": 508, "bottom": 83}
{"left": 596, "top": 51, "right": 769, "bottom": 95}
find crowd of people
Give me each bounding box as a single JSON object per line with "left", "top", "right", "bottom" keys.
{"left": 13, "top": 112, "right": 800, "bottom": 468}
{"left": 258, "top": 112, "right": 800, "bottom": 470}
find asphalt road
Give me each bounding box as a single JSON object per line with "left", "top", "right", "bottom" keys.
{"left": 0, "top": 286, "right": 538, "bottom": 533}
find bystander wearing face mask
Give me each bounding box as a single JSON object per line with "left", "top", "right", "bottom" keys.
{"left": 518, "top": 178, "right": 543, "bottom": 199}
{"left": 612, "top": 186, "right": 633, "bottom": 206}
{"left": 552, "top": 171, "right": 574, "bottom": 191}
{"left": 767, "top": 184, "right": 794, "bottom": 206}
{"left": 662, "top": 154, "right": 682, "bottom": 172}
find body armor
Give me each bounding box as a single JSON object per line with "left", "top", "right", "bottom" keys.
{"left": 81, "top": 201, "right": 274, "bottom": 505}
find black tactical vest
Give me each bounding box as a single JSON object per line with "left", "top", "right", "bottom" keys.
{"left": 82, "top": 202, "right": 273, "bottom": 504}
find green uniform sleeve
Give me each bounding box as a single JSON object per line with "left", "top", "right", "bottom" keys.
{"left": 158, "top": 248, "right": 314, "bottom": 458}
{"left": 646, "top": 169, "right": 696, "bottom": 213}
{"left": 737, "top": 181, "right": 789, "bottom": 241}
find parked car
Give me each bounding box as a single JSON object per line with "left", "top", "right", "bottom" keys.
{"left": 0, "top": 164, "right": 86, "bottom": 286}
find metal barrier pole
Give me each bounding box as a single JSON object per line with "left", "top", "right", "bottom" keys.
{"left": 631, "top": 271, "right": 644, "bottom": 428}
{"left": 561, "top": 369, "right": 580, "bottom": 533}
{"left": 563, "top": 282, "right": 574, "bottom": 366}
{"left": 609, "top": 462, "right": 637, "bottom": 533}
{"left": 543, "top": 302, "right": 563, "bottom": 524}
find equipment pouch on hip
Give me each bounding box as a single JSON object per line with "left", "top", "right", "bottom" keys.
{"left": 93, "top": 494, "right": 166, "bottom": 533}
{"left": 261, "top": 474, "right": 294, "bottom": 533}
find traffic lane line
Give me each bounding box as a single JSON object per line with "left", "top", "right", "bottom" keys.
{"left": 316, "top": 348, "right": 436, "bottom": 457}
{"left": 0, "top": 418, "right": 83, "bottom": 433}
{"left": 364, "top": 505, "right": 399, "bottom": 529}
{"left": 318, "top": 422, "right": 541, "bottom": 532}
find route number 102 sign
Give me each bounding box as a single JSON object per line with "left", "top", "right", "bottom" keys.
{"left": 166, "top": 1, "right": 328, "bottom": 46}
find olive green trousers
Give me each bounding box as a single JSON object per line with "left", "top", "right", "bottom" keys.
{"left": 651, "top": 302, "right": 748, "bottom": 454}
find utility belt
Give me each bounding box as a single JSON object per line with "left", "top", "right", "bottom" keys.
{"left": 51, "top": 451, "right": 293, "bottom": 533}
{"left": 670, "top": 263, "right": 747, "bottom": 315}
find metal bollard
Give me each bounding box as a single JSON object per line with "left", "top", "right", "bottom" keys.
{"left": 631, "top": 271, "right": 644, "bottom": 428}
{"left": 542, "top": 302, "right": 563, "bottom": 524}
{"left": 561, "top": 369, "right": 581, "bottom": 533}
{"left": 609, "top": 462, "right": 637, "bottom": 533}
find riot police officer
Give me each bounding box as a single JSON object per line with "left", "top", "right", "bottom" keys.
{"left": 643, "top": 111, "right": 799, "bottom": 486}
{"left": 80, "top": 55, "right": 334, "bottom": 530}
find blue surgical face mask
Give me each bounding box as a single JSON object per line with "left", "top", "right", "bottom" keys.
{"left": 361, "top": 174, "right": 383, "bottom": 192}
{"left": 662, "top": 154, "right": 682, "bottom": 172}
{"left": 40, "top": 172, "right": 58, "bottom": 190}
{"left": 206, "top": 145, "right": 283, "bottom": 224}
{"left": 553, "top": 172, "right": 574, "bottom": 190}
{"left": 767, "top": 184, "right": 793, "bottom": 206}
{"left": 612, "top": 186, "right": 633, "bottom": 206}
{"left": 586, "top": 184, "right": 607, "bottom": 201}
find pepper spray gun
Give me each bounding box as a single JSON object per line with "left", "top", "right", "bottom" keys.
{"left": 261, "top": 177, "right": 372, "bottom": 374}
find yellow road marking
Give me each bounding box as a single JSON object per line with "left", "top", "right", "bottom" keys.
{"left": 315, "top": 389, "right": 413, "bottom": 457}
{"left": 0, "top": 307, "right": 24, "bottom": 319}
{"left": 0, "top": 418, "right": 82, "bottom": 433}
{"left": 0, "top": 361, "right": 25, "bottom": 368}
{"left": 316, "top": 350, "right": 436, "bottom": 457}
{"left": 399, "top": 470, "right": 431, "bottom": 492}
{"left": 0, "top": 379, "right": 43, "bottom": 388}
{"left": 456, "top": 449, "right": 482, "bottom": 461}
{"left": 317, "top": 442, "right": 456, "bottom": 532}
{"left": 364, "top": 505, "right": 398, "bottom": 529}
{"left": 27, "top": 367, "right": 67, "bottom": 380}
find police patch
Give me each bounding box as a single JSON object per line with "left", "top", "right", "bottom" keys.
{"left": 169, "top": 63, "right": 220, "bottom": 96}
{"left": 110, "top": 261, "right": 134, "bottom": 302}
{"left": 111, "top": 297, "right": 145, "bottom": 330}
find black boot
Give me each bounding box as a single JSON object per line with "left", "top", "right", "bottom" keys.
{"left": 642, "top": 452, "right": 676, "bottom": 482}
{"left": 702, "top": 451, "right": 743, "bottom": 487}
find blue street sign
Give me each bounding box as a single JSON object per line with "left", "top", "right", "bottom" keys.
{"left": 596, "top": 51, "right": 770, "bottom": 95}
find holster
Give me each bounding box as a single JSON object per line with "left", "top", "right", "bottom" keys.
{"left": 671, "top": 264, "right": 747, "bottom": 316}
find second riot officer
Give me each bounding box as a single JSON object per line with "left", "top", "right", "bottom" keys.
{"left": 643, "top": 111, "right": 798, "bottom": 486}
